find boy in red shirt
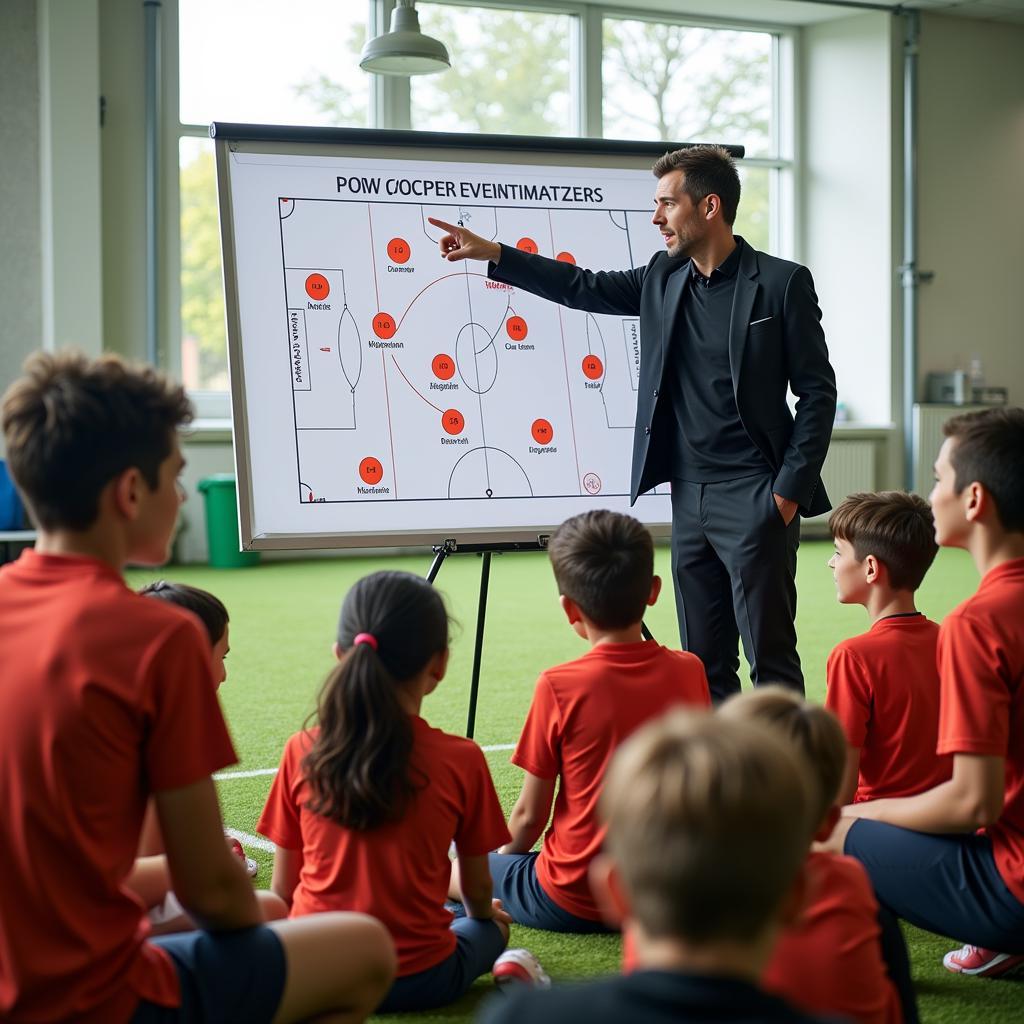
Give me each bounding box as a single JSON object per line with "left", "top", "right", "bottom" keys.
{"left": 835, "top": 408, "right": 1024, "bottom": 978}
{"left": 825, "top": 491, "right": 949, "bottom": 804}
{"left": 455, "top": 509, "right": 710, "bottom": 931}
{"left": 721, "top": 687, "right": 914, "bottom": 1024}
{"left": 0, "top": 352, "right": 394, "bottom": 1023}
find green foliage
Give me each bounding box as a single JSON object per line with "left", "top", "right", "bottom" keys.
{"left": 180, "top": 148, "right": 227, "bottom": 387}
{"left": 411, "top": 7, "right": 571, "bottom": 135}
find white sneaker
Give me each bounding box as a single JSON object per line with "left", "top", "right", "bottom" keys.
{"left": 493, "top": 948, "right": 551, "bottom": 988}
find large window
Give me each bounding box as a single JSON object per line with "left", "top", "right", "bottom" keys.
{"left": 171, "top": 1, "right": 793, "bottom": 397}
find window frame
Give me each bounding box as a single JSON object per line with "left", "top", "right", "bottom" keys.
{"left": 165, "top": 0, "right": 796, "bottom": 410}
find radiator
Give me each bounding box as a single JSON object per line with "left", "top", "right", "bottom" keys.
{"left": 803, "top": 438, "right": 879, "bottom": 529}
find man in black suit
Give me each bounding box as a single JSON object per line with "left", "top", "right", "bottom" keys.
{"left": 429, "top": 145, "right": 835, "bottom": 701}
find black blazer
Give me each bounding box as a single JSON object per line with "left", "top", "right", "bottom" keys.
{"left": 490, "top": 238, "right": 836, "bottom": 516}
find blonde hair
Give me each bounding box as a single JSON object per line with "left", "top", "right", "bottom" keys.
{"left": 601, "top": 708, "right": 814, "bottom": 944}
{"left": 719, "top": 686, "right": 846, "bottom": 825}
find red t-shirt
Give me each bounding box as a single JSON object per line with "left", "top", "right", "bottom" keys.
{"left": 763, "top": 852, "right": 902, "bottom": 1024}
{"left": 826, "top": 615, "right": 950, "bottom": 802}
{"left": 936, "top": 558, "right": 1024, "bottom": 903}
{"left": 258, "top": 717, "right": 510, "bottom": 976}
{"left": 0, "top": 550, "right": 237, "bottom": 1022}
{"left": 513, "top": 641, "right": 710, "bottom": 920}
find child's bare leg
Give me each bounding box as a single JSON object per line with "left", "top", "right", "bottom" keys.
{"left": 257, "top": 889, "right": 289, "bottom": 921}
{"left": 448, "top": 857, "right": 462, "bottom": 901}
{"left": 269, "top": 912, "right": 395, "bottom": 1024}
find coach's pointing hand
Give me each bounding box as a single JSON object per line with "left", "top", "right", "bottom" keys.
{"left": 428, "top": 218, "right": 502, "bottom": 265}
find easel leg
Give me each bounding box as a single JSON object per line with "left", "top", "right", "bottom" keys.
{"left": 466, "top": 551, "right": 491, "bottom": 739}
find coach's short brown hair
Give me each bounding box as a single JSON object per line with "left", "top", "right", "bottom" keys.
{"left": 651, "top": 145, "right": 741, "bottom": 225}
{"left": 602, "top": 709, "right": 814, "bottom": 944}
{"left": 547, "top": 510, "right": 653, "bottom": 630}
{"left": 828, "top": 491, "right": 937, "bottom": 591}
{"left": 943, "top": 407, "right": 1024, "bottom": 533}
{"left": 1, "top": 351, "right": 192, "bottom": 530}
{"left": 719, "top": 686, "right": 846, "bottom": 826}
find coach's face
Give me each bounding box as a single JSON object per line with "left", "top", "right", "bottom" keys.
{"left": 653, "top": 170, "right": 710, "bottom": 259}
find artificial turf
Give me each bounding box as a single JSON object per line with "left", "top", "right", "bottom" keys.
{"left": 125, "top": 541, "right": 1023, "bottom": 1023}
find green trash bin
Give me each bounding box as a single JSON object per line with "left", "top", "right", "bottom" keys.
{"left": 197, "top": 474, "right": 260, "bottom": 568}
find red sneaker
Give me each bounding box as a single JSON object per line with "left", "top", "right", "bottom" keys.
{"left": 493, "top": 948, "right": 550, "bottom": 988}
{"left": 942, "top": 944, "right": 1024, "bottom": 977}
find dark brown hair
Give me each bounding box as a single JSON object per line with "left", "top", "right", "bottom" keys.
{"left": 1, "top": 351, "right": 192, "bottom": 530}
{"left": 139, "top": 581, "right": 229, "bottom": 646}
{"left": 602, "top": 709, "right": 813, "bottom": 944}
{"left": 943, "top": 407, "right": 1024, "bottom": 533}
{"left": 651, "top": 145, "right": 741, "bottom": 225}
{"left": 547, "top": 510, "right": 654, "bottom": 630}
{"left": 719, "top": 686, "right": 847, "bottom": 826}
{"left": 302, "top": 571, "right": 447, "bottom": 831}
{"left": 828, "top": 491, "right": 938, "bottom": 590}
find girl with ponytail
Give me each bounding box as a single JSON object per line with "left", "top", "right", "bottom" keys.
{"left": 257, "top": 571, "right": 522, "bottom": 1011}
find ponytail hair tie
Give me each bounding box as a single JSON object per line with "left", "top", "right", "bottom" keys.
{"left": 353, "top": 632, "right": 378, "bottom": 651}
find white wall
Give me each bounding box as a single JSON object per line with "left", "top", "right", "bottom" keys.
{"left": 915, "top": 13, "right": 1024, "bottom": 406}
{"left": 800, "top": 11, "right": 898, "bottom": 427}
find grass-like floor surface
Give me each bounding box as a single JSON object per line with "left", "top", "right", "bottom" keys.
{"left": 126, "top": 541, "right": 1023, "bottom": 1022}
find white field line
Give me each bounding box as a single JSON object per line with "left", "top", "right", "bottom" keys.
{"left": 224, "top": 826, "right": 276, "bottom": 854}
{"left": 213, "top": 742, "right": 515, "bottom": 783}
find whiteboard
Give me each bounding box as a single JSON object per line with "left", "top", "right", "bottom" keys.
{"left": 214, "top": 126, "right": 733, "bottom": 551}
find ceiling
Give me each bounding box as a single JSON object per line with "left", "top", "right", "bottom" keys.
{"left": 602, "top": 0, "right": 1024, "bottom": 27}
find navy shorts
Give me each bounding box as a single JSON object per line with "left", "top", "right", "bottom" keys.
{"left": 488, "top": 852, "right": 613, "bottom": 933}
{"left": 131, "top": 926, "right": 286, "bottom": 1023}
{"left": 376, "top": 917, "right": 507, "bottom": 1013}
{"left": 845, "top": 819, "right": 1024, "bottom": 952}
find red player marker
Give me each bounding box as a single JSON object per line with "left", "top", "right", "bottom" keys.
{"left": 506, "top": 316, "right": 528, "bottom": 341}
{"left": 387, "top": 237, "right": 411, "bottom": 264}
{"left": 582, "top": 354, "right": 604, "bottom": 380}
{"left": 531, "top": 418, "right": 554, "bottom": 444}
{"left": 432, "top": 353, "right": 456, "bottom": 380}
{"left": 359, "top": 457, "right": 384, "bottom": 485}
{"left": 305, "top": 273, "right": 330, "bottom": 300}
{"left": 442, "top": 409, "right": 465, "bottom": 436}
{"left": 516, "top": 237, "right": 538, "bottom": 254}
{"left": 556, "top": 251, "right": 576, "bottom": 265}
{"left": 372, "top": 312, "right": 397, "bottom": 339}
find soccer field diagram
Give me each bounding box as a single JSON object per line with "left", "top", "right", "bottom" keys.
{"left": 280, "top": 197, "right": 664, "bottom": 507}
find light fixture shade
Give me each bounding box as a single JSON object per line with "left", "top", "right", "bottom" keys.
{"left": 360, "top": 1, "right": 451, "bottom": 76}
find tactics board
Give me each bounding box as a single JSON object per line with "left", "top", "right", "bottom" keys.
{"left": 216, "top": 127, "right": 675, "bottom": 550}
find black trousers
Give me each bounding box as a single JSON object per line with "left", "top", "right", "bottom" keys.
{"left": 670, "top": 473, "right": 803, "bottom": 703}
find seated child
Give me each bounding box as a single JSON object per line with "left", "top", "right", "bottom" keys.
{"left": 257, "top": 570, "right": 538, "bottom": 1013}
{"left": 480, "top": 708, "right": 830, "bottom": 1024}
{"left": 469, "top": 509, "right": 710, "bottom": 933}
{"left": 836, "top": 408, "right": 1024, "bottom": 978}
{"left": 135, "top": 581, "right": 268, "bottom": 935}
{"left": 720, "top": 686, "right": 915, "bottom": 1024}
{"left": 0, "top": 352, "right": 394, "bottom": 1023}
{"left": 825, "top": 491, "right": 948, "bottom": 804}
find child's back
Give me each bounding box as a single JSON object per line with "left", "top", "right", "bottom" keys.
{"left": 0, "top": 549, "right": 232, "bottom": 1020}
{"left": 261, "top": 716, "right": 507, "bottom": 974}
{"left": 721, "top": 687, "right": 912, "bottom": 1024}
{"left": 763, "top": 851, "right": 902, "bottom": 1024}
{"left": 827, "top": 615, "right": 949, "bottom": 801}
{"left": 517, "top": 640, "right": 708, "bottom": 919}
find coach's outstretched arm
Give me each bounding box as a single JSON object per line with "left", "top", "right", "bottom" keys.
{"left": 429, "top": 217, "right": 502, "bottom": 264}
{"left": 428, "top": 217, "right": 645, "bottom": 318}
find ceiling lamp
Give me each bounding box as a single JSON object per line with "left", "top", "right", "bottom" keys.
{"left": 360, "top": 0, "right": 451, "bottom": 76}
